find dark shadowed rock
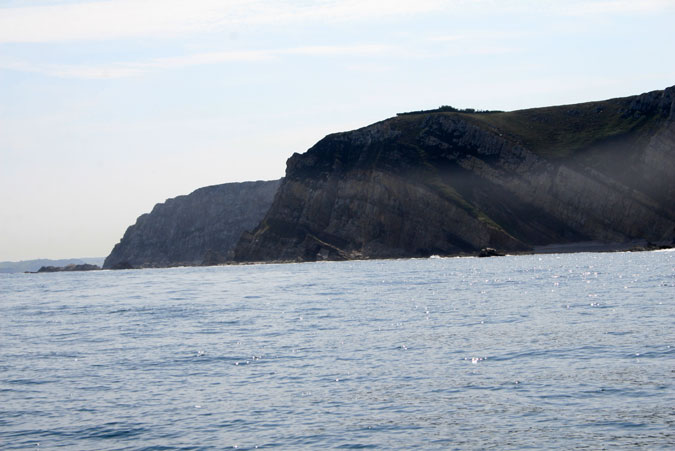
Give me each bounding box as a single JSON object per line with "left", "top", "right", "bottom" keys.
{"left": 2, "top": 258, "right": 104, "bottom": 274}
{"left": 36, "top": 264, "right": 101, "bottom": 273}
{"left": 201, "top": 249, "right": 227, "bottom": 266}
{"left": 478, "top": 248, "right": 505, "bottom": 257}
{"left": 103, "top": 180, "right": 281, "bottom": 269}
{"left": 234, "top": 86, "right": 675, "bottom": 262}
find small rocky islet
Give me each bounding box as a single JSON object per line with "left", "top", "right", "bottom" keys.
{"left": 103, "top": 85, "right": 675, "bottom": 269}
{"left": 32, "top": 264, "right": 101, "bottom": 273}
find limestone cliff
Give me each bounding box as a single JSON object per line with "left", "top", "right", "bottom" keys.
{"left": 104, "top": 180, "right": 280, "bottom": 269}
{"left": 235, "top": 86, "right": 675, "bottom": 262}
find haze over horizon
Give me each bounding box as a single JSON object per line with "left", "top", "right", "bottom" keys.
{"left": 2, "top": 0, "right": 674, "bottom": 261}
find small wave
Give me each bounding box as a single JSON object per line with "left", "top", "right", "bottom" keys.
{"left": 79, "top": 423, "right": 148, "bottom": 440}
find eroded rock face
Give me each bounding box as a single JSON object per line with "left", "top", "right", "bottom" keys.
{"left": 103, "top": 180, "right": 281, "bottom": 269}
{"left": 235, "top": 86, "right": 675, "bottom": 262}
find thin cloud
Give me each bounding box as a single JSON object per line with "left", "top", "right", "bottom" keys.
{"left": 561, "top": 0, "right": 675, "bottom": 15}
{"left": 428, "top": 30, "right": 531, "bottom": 42}
{"left": 0, "top": 0, "right": 452, "bottom": 43}
{"left": 3, "top": 0, "right": 668, "bottom": 44}
{"left": 1, "top": 60, "right": 148, "bottom": 79}
{"left": 281, "top": 44, "right": 392, "bottom": 56}
{"left": 0, "top": 44, "right": 394, "bottom": 79}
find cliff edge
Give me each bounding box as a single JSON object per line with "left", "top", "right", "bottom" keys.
{"left": 235, "top": 86, "right": 675, "bottom": 262}
{"left": 103, "top": 180, "right": 281, "bottom": 269}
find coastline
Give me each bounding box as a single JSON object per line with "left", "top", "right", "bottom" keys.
{"left": 530, "top": 240, "right": 672, "bottom": 255}
{"left": 12, "top": 239, "right": 672, "bottom": 274}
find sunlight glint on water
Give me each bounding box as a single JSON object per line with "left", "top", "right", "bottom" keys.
{"left": 1, "top": 251, "right": 673, "bottom": 449}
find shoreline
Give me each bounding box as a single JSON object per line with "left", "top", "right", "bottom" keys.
{"left": 530, "top": 240, "right": 672, "bottom": 255}
{"left": 11, "top": 240, "right": 671, "bottom": 274}
{"left": 91, "top": 240, "right": 673, "bottom": 271}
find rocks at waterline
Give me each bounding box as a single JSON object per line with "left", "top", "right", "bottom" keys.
{"left": 34, "top": 264, "right": 101, "bottom": 273}
{"left": 478, "top": 248, "right": 505, "bottom": 257}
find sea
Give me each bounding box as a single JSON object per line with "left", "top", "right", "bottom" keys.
{"left": 1, "top": 250, "right": 673, "bottom": 450}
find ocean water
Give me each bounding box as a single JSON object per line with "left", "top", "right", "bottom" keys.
{"left": 1, "top": 251, "right": 673, "bottom": 450}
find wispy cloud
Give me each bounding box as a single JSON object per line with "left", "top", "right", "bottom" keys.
{"left": 428, "top": 30, "right": 531, "bottom": 42}
{"left": 1, "top": 60, "right": 145, "bottom": 79}
{"left": 0, "top": 44, "right": 393, "bottom": 79}
{"left": 2, "top": 0, "right": 669, "bottom": 44}
{"left": 281, "top": 44, "right": 392, "bottom": 56}
{"left": 0, "top": 0, "right": 450, "bottom": 43}
{"left": 561, "top": 0, "right": 675, "bottom": 15}
{"left": 472, "top": 0, "right": 675, "bottom": 15}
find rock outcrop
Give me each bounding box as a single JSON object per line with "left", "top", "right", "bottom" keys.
{"left": 35, "top": 264, "right": 101, "bottom": 273}
{"left": 103, "top": 180, "right": 281, "bottom": 269}
{"left": 0, "top": 258, "right": 104, "bottom": 274}
{"left": 234, "top": 86, "right": 675, "bottom": 262}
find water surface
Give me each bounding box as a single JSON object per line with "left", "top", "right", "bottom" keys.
{"left": 1, "top": 251, "right": 673, "bottom": 449}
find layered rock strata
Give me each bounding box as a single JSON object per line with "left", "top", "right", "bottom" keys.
{"left": 235, "top": 87, "right": 675, "bottom": 262}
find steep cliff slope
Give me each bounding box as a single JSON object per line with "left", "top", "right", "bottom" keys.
{"left": 235, "top": 87, "right": 675, "bottom": 262}
{"left": 104, "top": 180, "right": 280, "bottom": 268}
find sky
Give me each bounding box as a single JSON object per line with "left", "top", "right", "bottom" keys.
{"left": 1, "top": 0, "right": 675, "bottom": 261}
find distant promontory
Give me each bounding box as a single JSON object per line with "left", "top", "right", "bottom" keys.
{"left": 103, "top": 180, "right": 281, "bottom": 269}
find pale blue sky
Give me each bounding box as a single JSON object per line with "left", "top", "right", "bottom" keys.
{"left": 1, "top": 0, "right": 674, "bottom": 261}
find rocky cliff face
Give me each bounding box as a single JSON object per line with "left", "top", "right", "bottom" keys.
{"left": 103, "top": 180, "right": 280, "bottom": 269}
{"left": 235, "top": 86, "right": 675, "bottom": 262}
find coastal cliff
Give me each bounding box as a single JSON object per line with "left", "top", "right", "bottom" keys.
{"left": 234, "top": 86, "right": 675, "bottom": 262}
{"left": 103, "top": 180, "right": 280, "bottom": 269}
